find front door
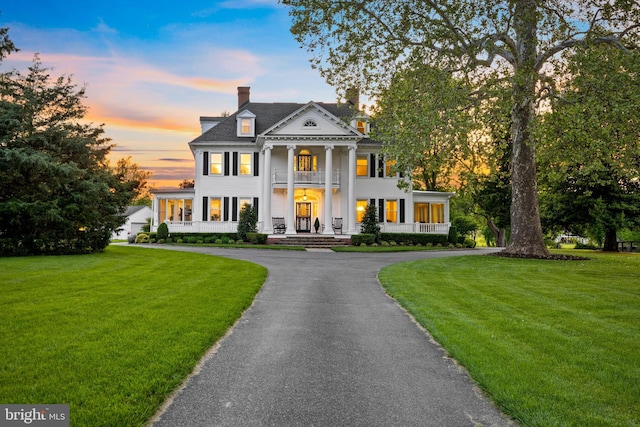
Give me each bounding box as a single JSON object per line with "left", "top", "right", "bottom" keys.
{"left": 296, "top": 202, "right": 312, "bottom": 232}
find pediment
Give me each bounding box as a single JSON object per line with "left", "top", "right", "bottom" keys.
{"left": 261, "top": 103, "right": 359, "bottom": 138}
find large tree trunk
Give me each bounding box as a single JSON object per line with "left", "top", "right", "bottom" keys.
{"left": 503, "top": 0, "right": 549, "bottom": 258}
{"left": 602, "top": 228, "right": 619, "bottom": 252}
{"left": 487, "top": 218, "right": 507, "bottom": 247}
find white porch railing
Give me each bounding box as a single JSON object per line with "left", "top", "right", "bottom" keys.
{"left": 378, "top": 222, "right": 451, "bottom": 234}
{"left": 272, "top": 170, "right": 340, "bottom": 186}
{"left": 164, "top": 221, "right": 238, "bottom": 233}
{"left": 156, "top": 221, "right": 448, "bottom": 235}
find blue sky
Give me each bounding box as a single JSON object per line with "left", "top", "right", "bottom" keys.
{"left": 0, "top": 1, "right": 341, "bottom": 187}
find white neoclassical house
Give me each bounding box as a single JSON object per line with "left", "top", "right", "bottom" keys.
{"left": 151, "top": 87, "right": 453, "bottom": 237}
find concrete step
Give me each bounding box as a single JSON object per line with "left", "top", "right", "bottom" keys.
{"left": 270, "top": 236, "right": 351, "bottom": 248}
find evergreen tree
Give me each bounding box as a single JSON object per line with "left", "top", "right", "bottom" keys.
{"left": 237, "top": 204, "right": 257, "bottom": 241}
{"left": 360, "top": 204, "right": 380, "bottom": 241}
{"left": 0, "top": 48, "right": 137, "bottom": 255}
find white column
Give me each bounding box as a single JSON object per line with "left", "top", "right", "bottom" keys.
{"left": 262, "top": 145, "right": 273, "bottom": 234}
{"left": 323, "top": 144, "right": 334, "bottom": 235}
{"left": 285, "top": 144, "right": 297, "bottom": 234}
{"left": 347, "top": 145, "right": 357, "bottom": 234}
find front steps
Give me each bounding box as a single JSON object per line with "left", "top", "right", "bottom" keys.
{"left": 269, "top": 235, "right": 351, "bottom": 249}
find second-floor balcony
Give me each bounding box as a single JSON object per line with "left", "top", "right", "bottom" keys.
{"left": 272, "top": 170, "right": 340, "bottom": 188}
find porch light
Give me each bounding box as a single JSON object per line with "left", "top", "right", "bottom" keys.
{"left": 303, "top": 189, "right": 307, "bottom": 201}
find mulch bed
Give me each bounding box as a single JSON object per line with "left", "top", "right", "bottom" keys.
{"left": 488, "top": 251, "right": 590, "bottom": 261}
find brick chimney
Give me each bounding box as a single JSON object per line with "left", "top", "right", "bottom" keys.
{"left": 238, "top": 86, "right": 250, "bottom": 109}
{"left": 346, "top": 87, "right": 360, "bottom": 109}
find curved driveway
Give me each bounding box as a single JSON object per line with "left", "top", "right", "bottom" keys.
{"left": 149, "top": 246, "right": 512, "bottom": 426}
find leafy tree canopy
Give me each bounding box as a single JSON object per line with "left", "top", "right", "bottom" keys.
{"left": 0, "top": 36, "right": 142, "bottom": 255}
{"left": 538, "top": 44, "right": 640, "bottom": 251}
{"left": 372, "top": 65, "right": 477, "bottom": 191}
{"left": 283, "top": 0, "right": 640, "bottom": 257}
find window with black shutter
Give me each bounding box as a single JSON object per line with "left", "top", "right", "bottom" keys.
{"left": 224, "top": 152, "right": 230, "bottom": 176}
{"left": 253, "top": 152, "right": 260, "bottom": 176}
{"left": 232, "top": 152, "right": 239, "bottom": 176}
{"left": 223, "top": 197, "right": 230, "bottom": 221}
{"left": 202, "top": 197, "right": 208, "bottom": 221}
{"left": 232, "top": 197, "right": 238, "bottom": 221}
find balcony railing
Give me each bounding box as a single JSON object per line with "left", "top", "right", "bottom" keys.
{"left": 272, "top": 170, "right": 340, "bottom": 186}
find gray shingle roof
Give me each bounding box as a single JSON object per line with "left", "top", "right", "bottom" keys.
{"left": 190, "top": 102, "right": 358, "bottom": 144}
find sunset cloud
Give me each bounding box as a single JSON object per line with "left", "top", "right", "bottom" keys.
{"left": 0, "top": 1, "right": 340, "bottom": 188}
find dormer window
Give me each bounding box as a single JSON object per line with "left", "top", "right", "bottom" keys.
{"left": 352, "top": 117, "right": 369, "bottom": 135}
{"left": 236, "top": 110, "right": 256, "bottom": 137}
{"left": 303, "top": 119, "right": 317, "bottom": 127}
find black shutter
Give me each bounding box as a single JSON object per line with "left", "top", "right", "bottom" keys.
{"left": 378, "top": 155, "right": 384, "bottom": 178}
{"left": 232, "top": 152, "right": 239, "bottom": 176}
{"left": 253, "top": 197, "right": 259, "bottom": 217}
{"left": 369, "top": 153, "right": 376, "bottom": 177}
{"left": 223, "top": 197, "right": 230, "bottom": 221}
{"left": 254, "top": 152, "right": 259, "bottom": 176}
{"left": 370, "top": 198, "right": 376, "bottom": 207}
{"left": 400, "top": 199, "right": 405, "bottom": 223}
{"left": 224, "top": 152, "right": 230, "bottom": 176}
{"left": 232, "top": 197, "right": 238, "bottom": 221}
{"left": 378, "top": 198, "right": 385, "bottom": 222}
{"left": 202, "top": 197, "right": 208, "bottom": 221}
{"left": 203, "top": 152, "right": 209, "bottom": 176}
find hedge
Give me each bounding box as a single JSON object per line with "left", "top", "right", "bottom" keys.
{"left": 352, "top": 233, "right": 449, "bottom": 246}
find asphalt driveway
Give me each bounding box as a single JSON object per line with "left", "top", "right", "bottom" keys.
{"left": 147, "top": 246, "right": 512, "bottom": 426}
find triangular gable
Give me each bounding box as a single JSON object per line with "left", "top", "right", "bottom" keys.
{"left": 261, "top": 102, "right": 360, "bottom": 138}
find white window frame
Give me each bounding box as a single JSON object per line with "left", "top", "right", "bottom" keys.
{"left": 236, "top": 110, "right": 256, "bottom": 137}
{"left": 239, "top": 153, "right": 252, "bottom": 175}
{"left": 356, "top": 155, "right": 368, "bottom": 177}
{"left": 210, "top": 152, "right": 223, "bottom": 175}
{"left": 385, "top": 199, "right": 398, "bottom": 223}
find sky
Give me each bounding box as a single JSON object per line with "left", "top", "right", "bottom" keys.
{"left": 0, "top": 1, "right": 343, "bottom": 188}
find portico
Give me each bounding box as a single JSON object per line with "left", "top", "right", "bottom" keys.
{"left": 257, "top": 139, "right": 359, "bottom": 236}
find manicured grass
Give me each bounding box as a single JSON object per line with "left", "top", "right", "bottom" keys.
{"left": 379, "top": 251, "right": 640, "bottom": 426}
{"left": 0, "top": 246, "right": 267, "bottom": 427}
{"left": 166, "top": 243, "right": 306, "bottom": 250}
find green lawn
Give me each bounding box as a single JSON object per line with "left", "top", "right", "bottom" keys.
{"left": 0, "top": 245, "right": 267, "bottom": 427}
{"left": 379, "top": 251, "right": 640, "bottom": 426}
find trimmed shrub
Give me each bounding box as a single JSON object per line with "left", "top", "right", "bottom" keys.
{"left": 575, "top": 242, "right": 598, "bottom": 250}
{"left": 245, "top": 233, "right": 268, "bottom": 244}
{"left": 448, "top": 226, "right": 458, "bottom": 244}
{"left": 351, "top": 234, "right": 377, "bottom": 246}
{"left": 360, "top": 204, "right": 381, "bottom": 241}
{"left": 379, "top": 233, "right": 448, "bottom": 246}
{"left": 463, "top": 238, "right": 477, "bottom": 248}
{"left": 135, "top": 233, "right": 150, "bottom": 244}
{"left": 237, "top": 204, "right": 257, "bottom": 241}
{"left": 157, "top": 222, "right": 169, "bottom": 240}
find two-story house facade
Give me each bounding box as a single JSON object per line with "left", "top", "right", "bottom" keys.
{"left": 151, "top": 87, "right": 453, "bottom": 237}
